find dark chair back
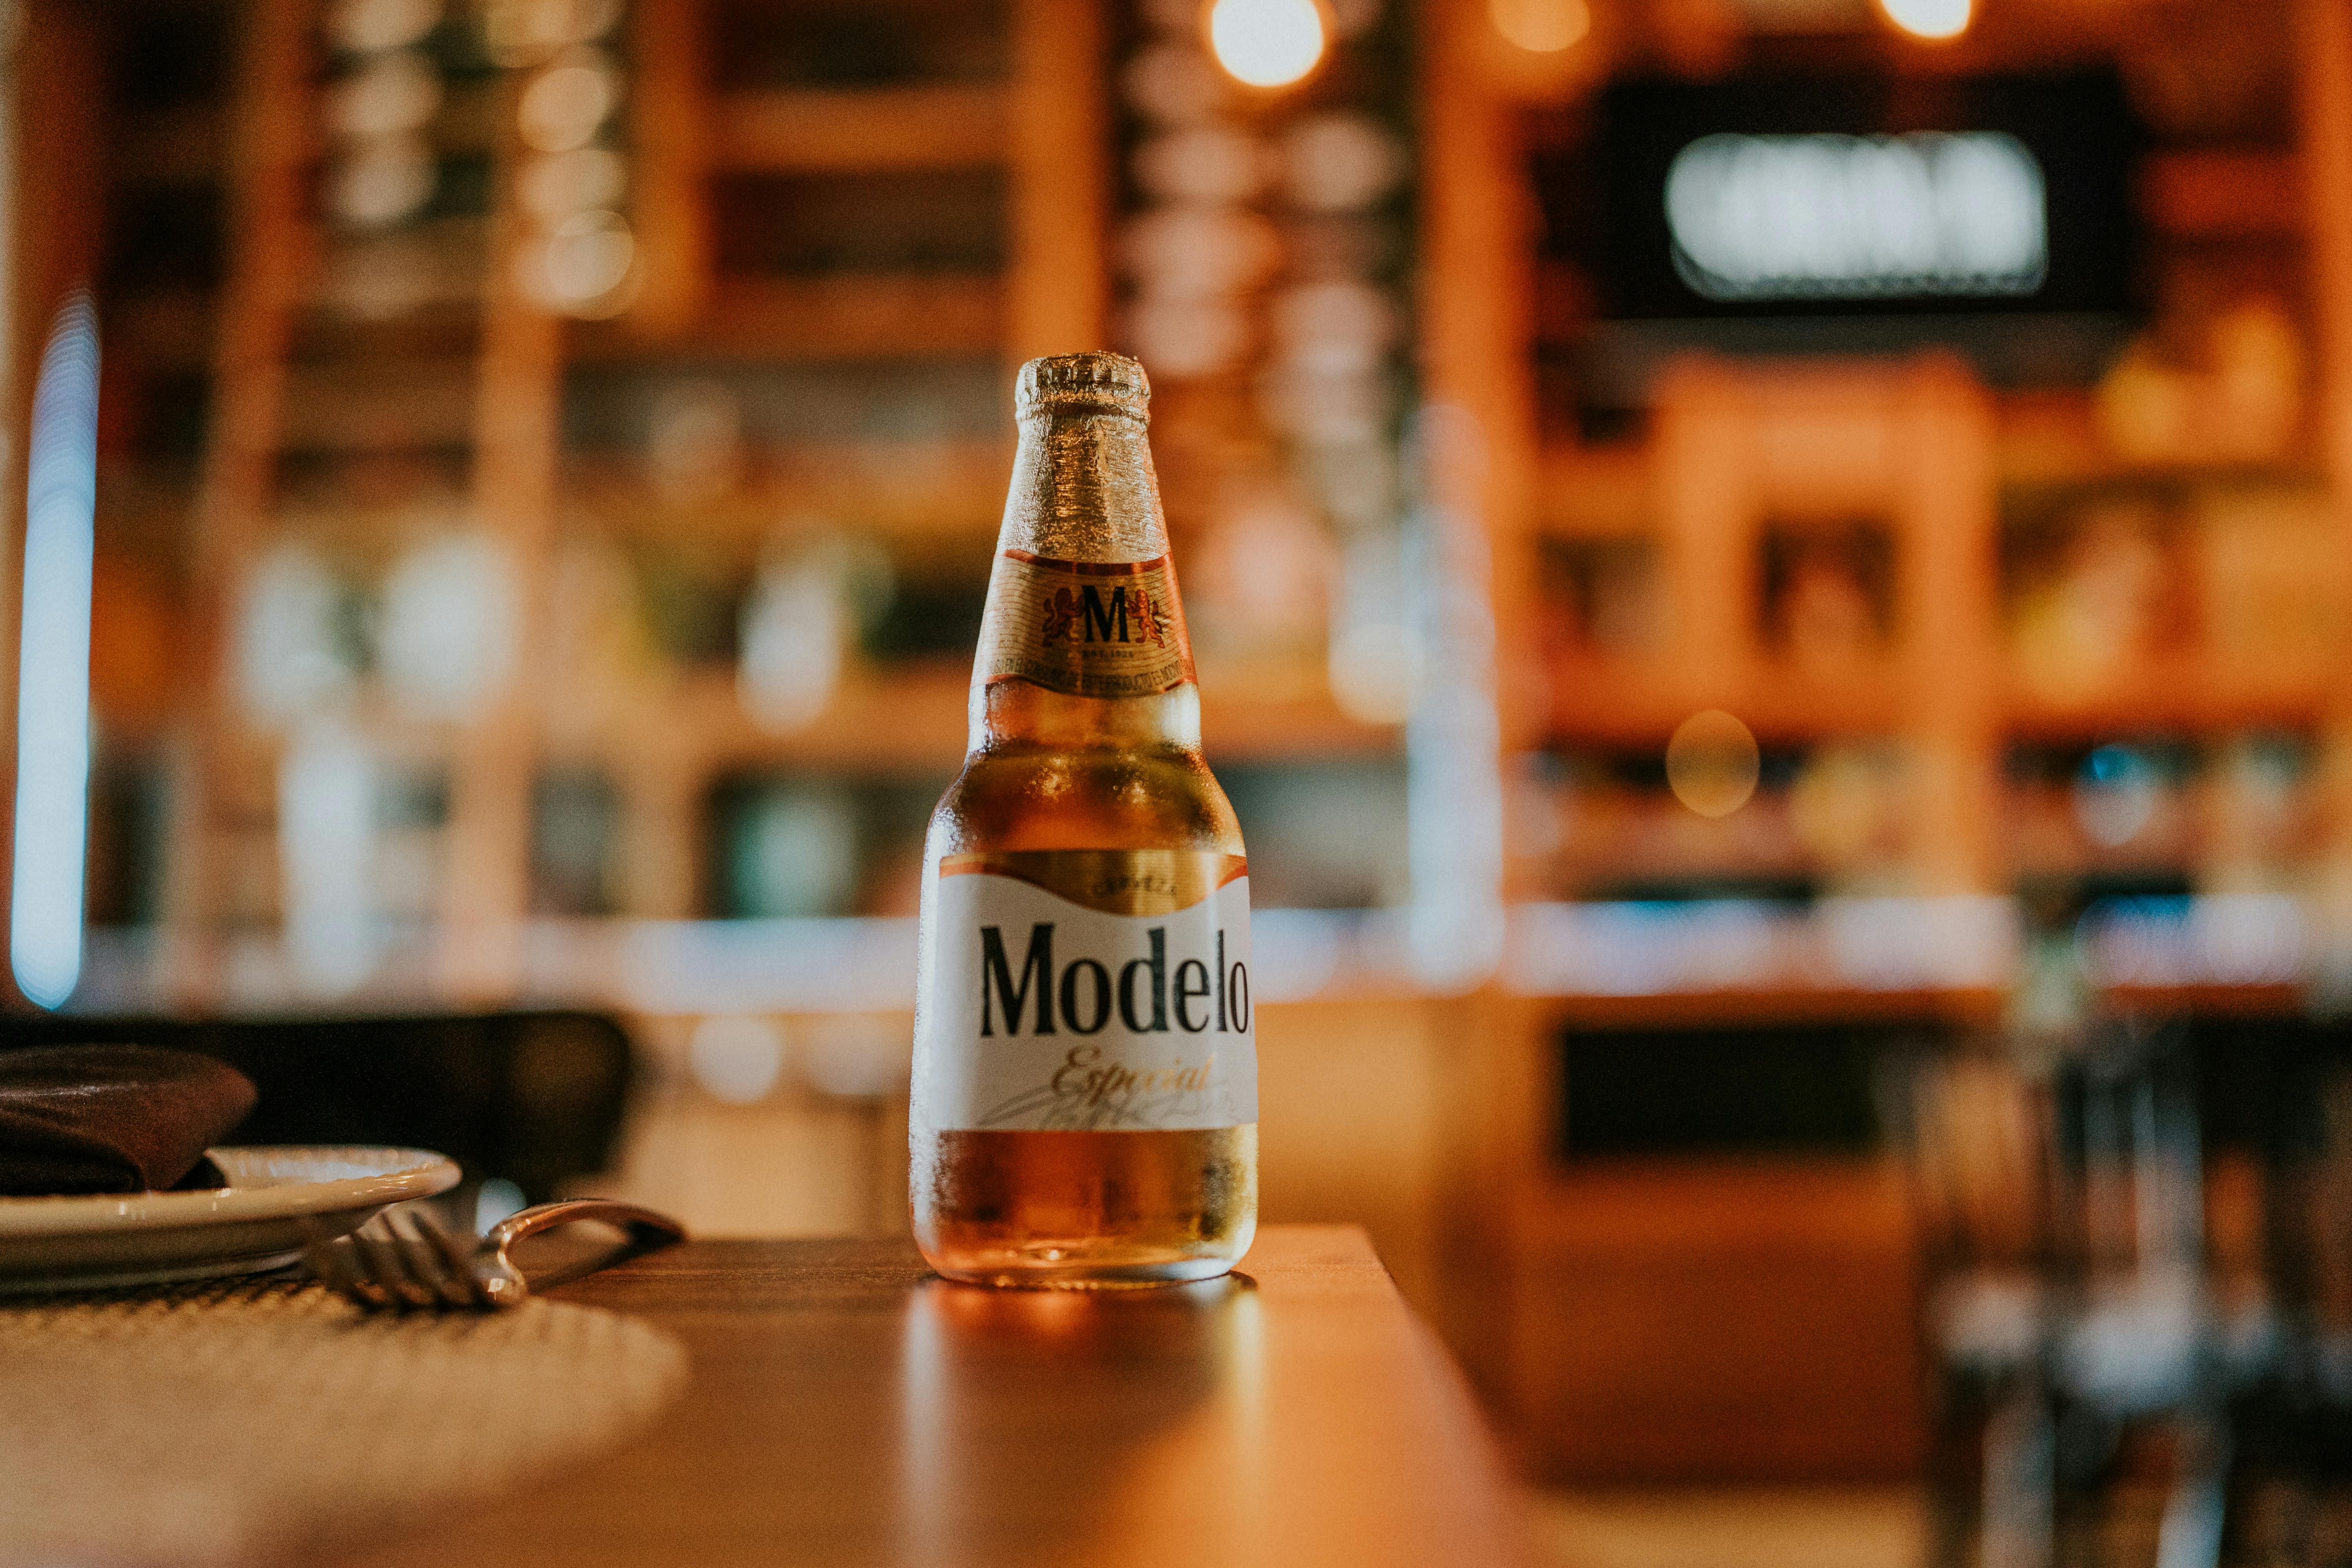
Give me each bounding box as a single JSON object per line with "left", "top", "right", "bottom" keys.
{"left": 0, "top": 1011, "right": 635, "bottom": 1203}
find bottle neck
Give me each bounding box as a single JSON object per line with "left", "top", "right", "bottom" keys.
{"left": 998, "top": 407, "right": 1167, "bottom": 561}
{"left": 969, "top": 407, "right": 1200, "bottom": 754}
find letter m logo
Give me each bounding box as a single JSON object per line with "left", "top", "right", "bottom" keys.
{"left": 1080, "top": 585, "right": 1131, "bottom": 644}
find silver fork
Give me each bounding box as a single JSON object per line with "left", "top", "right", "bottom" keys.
{"left": 306, "top": 1198, "right": 685, "bottom": 1310}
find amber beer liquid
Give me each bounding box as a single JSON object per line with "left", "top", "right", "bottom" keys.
{"left": 911, "top": 353, "right": 1257, "bottom": 1287}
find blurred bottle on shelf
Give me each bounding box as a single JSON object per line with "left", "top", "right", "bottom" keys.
{"left": 2094, "top": 297, "right": 2304, "bottom": 468}
{"left": 1789, "top": 741, "right": 1906, "bottom": 890}
{"left": 713, "top": 782, "right": 858, "bottom": 919}
{"left": 911, "top": 353, "right": 1257, "bottom": 1287}
{"left": 2200, "top": 736, "right": 2310, "bottom": 897}
{"left": 2011, "top": 501, "right": 2179, "bottom": 703}
{"left": 2197, "top": 489, "right": 2338, "bottom": 683}
{"left": 738, "top": 539, "right": 854, "bottom": 733}
{"left": 1187, "top": 478, "right": 1334, "bottom": 698}
{"left": 1766, "top": 530, "right": 1889, "bottom": 679}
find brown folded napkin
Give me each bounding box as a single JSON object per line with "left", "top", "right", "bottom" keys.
{"left": 0, "top": 1044, "right": 258, "bottom": 1196}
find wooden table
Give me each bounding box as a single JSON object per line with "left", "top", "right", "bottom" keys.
{"left": 334, "top": 1224, "right": 1536, "bottom": 1568}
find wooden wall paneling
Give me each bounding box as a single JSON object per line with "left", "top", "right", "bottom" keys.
{"left": 691, "top": 275, "right": 1003, "bottom": 360}
{"left": 715, "top": 83, "right": 1008, "bottom": 172}
{"left": 1255, "top": 998, "right": 1449, "bottom": 1318}
{"left": 1510, "top": 1158, "right": 1924, "bottom": 1482}
{"left": 1509, "top": 362, "right": 1990, "bottom": 1478}
{"left": 160, "top": 0, "right": 314, "bottom": 1007}
{"left": 1651, "top": 361, "right": 1758, "bottom": 710}
{"left": 2299, "top": 0, "right": 2352, "bottom": 963}
{"left": 1895, "top": 360, "right": 2000, "bottom": 897}
{"left": 1006, "top": 0, "right": 1106, "bottom": 361}
{"left": 624, "top": 0, "right": 710, "bottom": 338}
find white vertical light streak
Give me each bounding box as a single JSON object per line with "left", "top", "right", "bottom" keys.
{"left": 1403, "top": 405, "right": 1506, "bottom": 991}
{"left": 739, "top": 549, "right": 846, "bottom": 733}
{"left": 279, "top": 717, "right": 380, "bottom": 997}
{"left": 11, "top": 291, "right": 100, "bottom": 1010}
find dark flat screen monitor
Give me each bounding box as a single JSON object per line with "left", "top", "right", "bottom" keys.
{"left": 1584, "top": 72, "right": 2139, "bottom": 323}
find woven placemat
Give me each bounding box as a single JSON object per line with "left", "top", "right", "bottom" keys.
{"left": 0, "top": 1278, "right": 689, "bottom": 1568}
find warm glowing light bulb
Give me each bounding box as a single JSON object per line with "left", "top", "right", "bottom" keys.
{"left": 1878, "top": 0, "right": 1969, "bottom": 40}
{"left": 1207, "top": 0, "right": 1325, "bottom": 89}
{"left": 1490, "top": 0, "right": 1590, "bottom": 52}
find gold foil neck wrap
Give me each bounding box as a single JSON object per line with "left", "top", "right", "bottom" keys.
{"left": 995, "top": 357, "right": 1170, "bottom": 569}
{"left": 1016, "top": 352, "right": 1150, "bottom": 421}
{"left": 938, "top": 849, "right": 1247, "bottom": 916}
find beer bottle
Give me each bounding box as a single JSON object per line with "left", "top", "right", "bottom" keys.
{"left": 911, "top": 352, "right": 1257, "bottom": 1287}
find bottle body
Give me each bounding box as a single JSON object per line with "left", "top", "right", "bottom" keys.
{"left": 910, "top": 355, "right": 1257, "bottom": 1287}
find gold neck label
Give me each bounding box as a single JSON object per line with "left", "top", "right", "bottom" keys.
{"left": 976, "top": 550, "right": 1196, "bottom": 699}
{"left": 939, "top": 849, "right": 1247, "bottom": 916}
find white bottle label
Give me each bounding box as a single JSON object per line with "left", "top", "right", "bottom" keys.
{"left": 913, "top": 850, "right": 1255, "bottom": 1132}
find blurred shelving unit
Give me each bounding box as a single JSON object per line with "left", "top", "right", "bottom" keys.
{"left": 1421, "top": 0, "right": 2352, "bottom": 1484}
{"left": 128, "top": 0, "right": 1136, "bottom": 969}
{"left": 27, "top": 0, "right": 1434, "bottom": 1293}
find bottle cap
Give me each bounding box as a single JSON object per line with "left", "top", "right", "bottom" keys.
{"left": 1016, "top": 353, "right": 1150, "bottom": 420}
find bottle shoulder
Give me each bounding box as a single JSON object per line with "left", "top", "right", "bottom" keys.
{"left": 928, "top": 742, "right": 1243, "bottom": 857}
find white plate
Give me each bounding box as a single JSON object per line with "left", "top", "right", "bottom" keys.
{"left": 0, "top": 1145, "right": 461, "bottom": 1293}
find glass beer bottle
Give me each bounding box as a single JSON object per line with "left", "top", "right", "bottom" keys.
{"left": 910, "top": 352, "right": 1257, "bottom": 1287}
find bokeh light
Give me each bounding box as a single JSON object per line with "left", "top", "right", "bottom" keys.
{"left": 1665, "top": 709, "right": 1760, "bottom": 818}
{"left": 518, "top": 51, "right": 618, "bottom": 152}
{"left": 378, "top": 534, "right": 519, "bottom": 721}
{"left": 688, "top": 1015, "right": 788, "bottom": 1105}
{"left": 1206, "top": 0, "right": 1327, "bottom": 89}
{"left": 1490, "top": 0, "right": 1591, "bottom": 53}
{"left": 2072, "top": 744, "right": 2160, "bottom": 848}
{"left": 1878, "top": 0, "right": 1971, "bottom": 40}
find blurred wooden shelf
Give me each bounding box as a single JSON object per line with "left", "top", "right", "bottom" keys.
{"left": 1502, "top": 892, "right": 2309, "bottom": 1003}
{"left": 1522, "top": 987, "right": 2005, "bottom": 1029}
{"left": 536, "top": 663, "right": 969, "bottom": 776}
{"left": 116, "top": 106, "right": 224, "bottom": 187}
{"left": 574, "top": 274, "right": 1003, "bottom": 361}
{"left": 1543, "top": 653, "right": 2335, "bottom": 745}
{"left": 1545, "top": 662, "right": 1902, "bottom": 744}
{"left": 1997, "top": 390, "right": 2321, "bottom": 491}
{"left": 1537, "top": 411, "right": 2326, "bottom": 544}
{"left": 76, "top": 905, "right": 1424, "bottom": 1016}
{"left": 1505, "top": 897, "right": 2018, "bottom": 997}
{"left": 563, "top": 441, "right": 1009, "bottom": 538}
{"left": 275, "top": 357, "right": 480, "bottom": 454}
{"left": 711, "top": 85, "right": 1008, "bottom": 172}
{"left": 1201, "top": 689, "right": 1401, "bottom": 760}
{"left": 535, "top": 664, "right": 1403, "bottom": 779}
{"left": 307, "top": 220, "right": 492, "bottom": 321}
{"left": 1534, "top": 443, "right": 1651, "bottom": 537}
{"left": 2002, "top": 660, "right": 2331, "bottom": 737}
{"left": 112, "top": 289, "right": 218, "bottom": 371}
{"left": 2140, "top": 147, "right": 2303, "bottom": 238}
